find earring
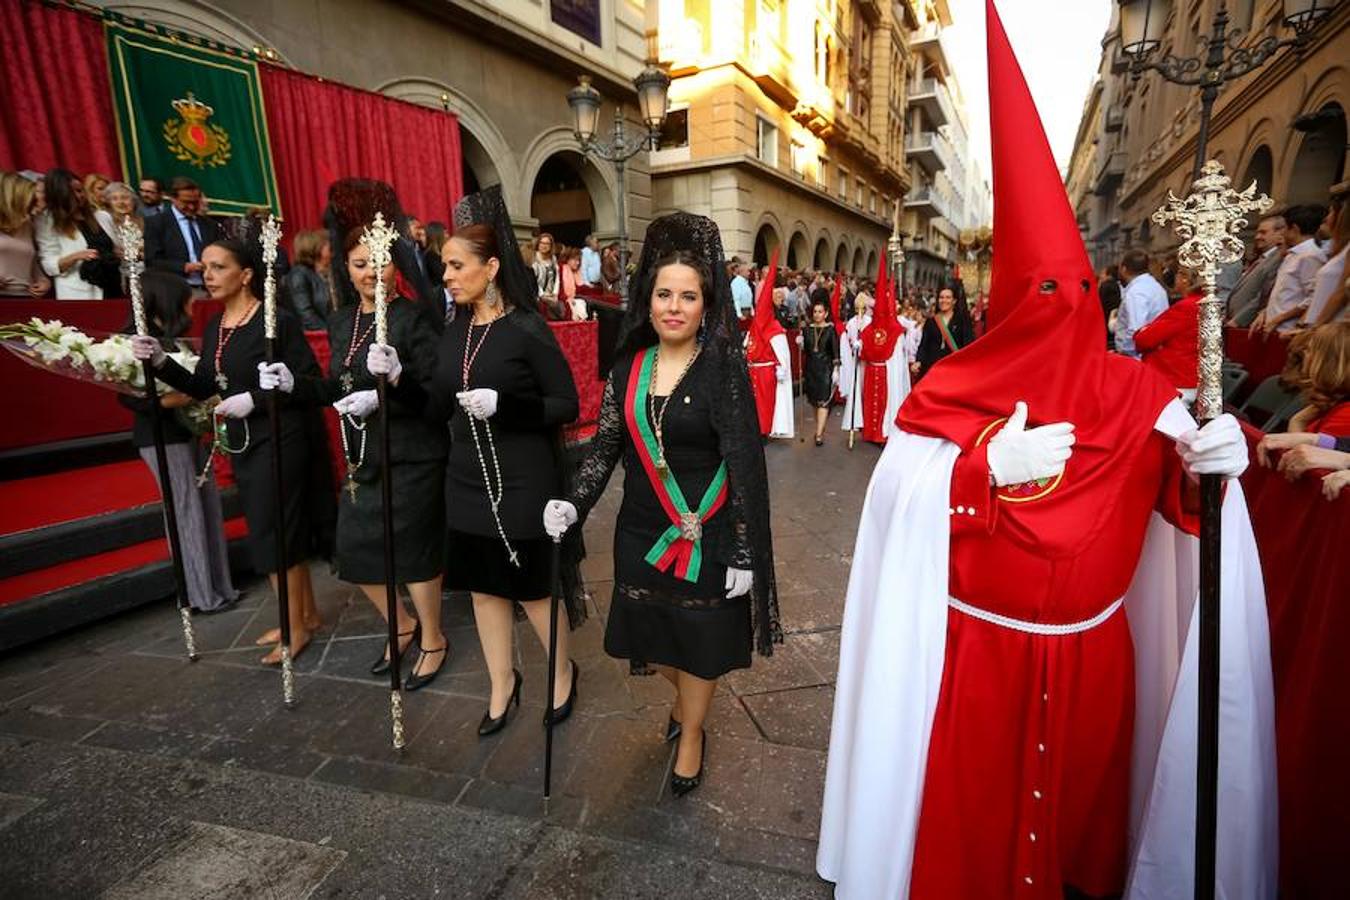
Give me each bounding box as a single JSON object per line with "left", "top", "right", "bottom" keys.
{"left": 697, "top": 314, "right": 708, "bottom": 344}
{"left": 486, "top": 281, "right": 501, "bottom": 307}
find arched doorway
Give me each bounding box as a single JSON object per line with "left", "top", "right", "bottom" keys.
{"left": 1287, "top": 103, "right": 1346, "bottom": 205}
{"left": 530, "top": 151, "right": 596, "bottom": 248}
{"left": 834, "top": 243, "right": 850, "bottom": 272}
{"left": 865, "top": 248, "right": 878, "bottom": 277}
{"left": 787, "top": 231, "right": 810, "bottom": 269}
{"left": 851, "top": 246, "right": 865, "bottom": 275}
{"left": 814, "top": 236, "right": 831, "bottom": 269}
{"left": 1240, "top": 145, "right": 1273, "bottom": 198}
{"left": 753, "top": 223, "right": 781, "bottom": 266}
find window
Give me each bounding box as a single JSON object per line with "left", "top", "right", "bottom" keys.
{"left": 838, "top": 167, "right": 849, "bottom": 199}
{"left": 817, "top": 157, "right": 829, "bottom": 189}
{"left": 856, "top": 177, "right": 865, "bottom": 207}
{"left": 756, "top": 116, "right": 779, "bottom": 167}
{"left": 657, "top": 107, "right": 689, "bottom": 150}
{"left": 790, "top": 138, "right": 808, "bottom": 177}
{"left": 870, "top": 190, "right": 877, "bottom": 214}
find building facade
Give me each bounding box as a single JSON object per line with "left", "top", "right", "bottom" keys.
{"left": 1068, "top": 0, "right": 1348, "bottom": 270}
{"left": 96, "top": 0, "right": 656, "bottom": 247}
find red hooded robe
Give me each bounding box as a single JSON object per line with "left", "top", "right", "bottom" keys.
{"left": 744, "top": 249, "right": 782, "bottom": 435}
{"left": 859, "top": 256, "right": 904, "bottom": 443}
{"left": 895, "top": 4, "right": 1199, "bottom": 896}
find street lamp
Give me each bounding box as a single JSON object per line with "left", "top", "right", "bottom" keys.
{"left": 1118, "top": 0, "right": 1341, "bottom": 180}
{"left": 566, "top": 64, "right": 671, "bottom": 301}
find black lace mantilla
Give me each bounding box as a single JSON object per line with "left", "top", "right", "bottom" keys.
{"left": 571, "top": 212, "right": 781, "bottom": 656}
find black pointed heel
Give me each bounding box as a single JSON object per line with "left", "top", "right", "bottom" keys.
{"left": 370, "top": 623, "right": 419, "bottom": 677}
{"left": 403, "top": 637, "right": 449, "bottom": 692}
{"left": 670, "top": 730, "right": 706, "bottom": 798}
{"left": 478, "top": 669, "right": 523, "bottom": 737}
{"left": 543, "top": 661, "right": 579, "bottom": 727}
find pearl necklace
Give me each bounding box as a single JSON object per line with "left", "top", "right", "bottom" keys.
{"left": 340, "top": 304, "right": 378, "bottom": 394}
{"left": 213, "top": 301, "right": 259, "bottom": 391}
{"left": 338, "top": 413, "right": 367, "bottom": 503}
{"left": 463, "top": 310, "right": 519, "bottom": 568}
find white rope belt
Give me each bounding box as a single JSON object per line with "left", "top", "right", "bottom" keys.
{"left": 748, "top": 361, "right": 776, "bottom": 367}
{"left": 947, "top": 596, "right": 1124, "bottom": 636}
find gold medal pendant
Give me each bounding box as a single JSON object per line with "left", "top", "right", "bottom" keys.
{"left": 655, "top": 457, "right": 668, "bottom": 476}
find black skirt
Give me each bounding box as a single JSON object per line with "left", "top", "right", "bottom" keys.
{"left": 444, "top": 530, "right": 553, "bottom": 602}
{"left": 231, "top": 420, "right": 312, "bottom": 573}
{"left": 335, "top": 455, "right": 445, "bottom": 585}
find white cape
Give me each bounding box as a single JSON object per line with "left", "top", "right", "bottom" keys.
{"left": 817, "top": 403, "right": 1276, "bottom": 899}
{"left": 768, "top": 332, "right": 795, "bottom": 439}
{"left": 839, "top": 322, "right": 909, "bottom": 438}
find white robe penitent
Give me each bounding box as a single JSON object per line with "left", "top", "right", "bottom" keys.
{"left": 816, "top": 399, "right": 1277, "bottom": 899}
{"left": 768, "top": 332, "right": 795, "bottom": 439}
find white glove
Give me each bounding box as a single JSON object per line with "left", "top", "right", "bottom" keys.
{"left": 775, "top": 365, "right": 788, "bottom": 383}
{"left": 795, "top": 333, "right": 804, "bottom": 347}
{"left": 543, "top": 499, "right": 578, "bottom": 540}
{"left": 986, "top": 401, "right": 1075, "bottom": 487}
{"left": 130, "top": 334, "right": 166, "bottom": 367}
{"left": 215, "top": 392, "right": 255, "bottom": 419}
{"left": 725, "top": 567, "right": 753, "bottom": 599}
{"left": 257, "top": 361, "right": 294, "bottom": 393}
{"left": 366, "top": 343, "right": 402, "bottom": 385}
{"left": 333, "top": 389, "right": 379, "bottom": 419}
{"left": 1176, "top": 413, "right": 1248, "bottom": 479}
{"left": 457, "top": 388, "right": 498, "bottom": 420}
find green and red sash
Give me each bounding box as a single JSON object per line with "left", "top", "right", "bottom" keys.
{"left": 624, "top": 348, "right": 728, "bottom": 582}
{"left": 935, "top": 314, "right": 960, "bottom": 353}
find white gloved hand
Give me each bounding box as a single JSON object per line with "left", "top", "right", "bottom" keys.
{"left": 366, "top": 343, "right": 402, "bottom": 385}
{"left": 457, "top": 388, "right": 498, "bottom": 420}
{"left": 795, "top": 333, "right": 804, "bottom": 347}
{"left": 986, "top": 401, "right": 1075, "bottom": 487}
{"left": 725, "top": 567, "right": 754, "bottom": 599}
{"left": 543, "top": 499, "right": 578, "bottom": 540}
{"left": 775, "top": 365, "right": 788, "bottom": 383}
{"left": 257, "top": 361, "right": 294, "bottom": 393}
{"left": 130, "top": 334, "right": 166, "bottom": 368}
{"left": 1176, "top": 413, "right": 1248, "bottom": 479}
{"left": 215, "top": 392, "right": 255, "bottom": 419}
{"left": 333, "top": 389, "right": 379, "bottom": 419}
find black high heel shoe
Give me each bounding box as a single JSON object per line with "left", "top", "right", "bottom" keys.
{"left": 370, "top": 623, "right": 419, "bottom": 677}
{"left": 543, "top": 660, "right": 579, "bottom": 727}
{"left": 478, "top": 669, "right": 523, "bottom": 737}
{"left": 403, "top": 636, "right": 449, "bottom": 692}
{"left": 670, "top": 729, "right": 706, "bottom": 798}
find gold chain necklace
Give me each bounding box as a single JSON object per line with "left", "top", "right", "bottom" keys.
{"left": 648, "top": 344, "right": 700, "bottom": 475}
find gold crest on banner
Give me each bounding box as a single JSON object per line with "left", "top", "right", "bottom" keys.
{"left": 162, "top": 92, "right": 232, "bottom": 168}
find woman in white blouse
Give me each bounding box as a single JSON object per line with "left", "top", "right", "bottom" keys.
{"left": 35, "top": 169, "right": 118, "bottom": 300}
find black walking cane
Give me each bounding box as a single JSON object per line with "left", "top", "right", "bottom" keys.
{"left": 362, "top": 213, "right": 406, "bottom": 750}
{"left": 260, "top": 216, "right": 295, "bottom": 706}
{"left": 544, "top": 534, "right": 563, "bottom": 813}
{"left": 123, "top": 221, "right": 198, "bottom": 661}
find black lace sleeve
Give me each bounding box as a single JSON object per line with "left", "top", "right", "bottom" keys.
{"left": 567, "top": 377, "right": 623, "bottom": 523}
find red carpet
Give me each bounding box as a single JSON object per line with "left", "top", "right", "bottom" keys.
{"left": 0, "top": 460, "right": 159, "bottom": 534}
{"left": 0, "top": 517, "right": 248, "bottom": 607}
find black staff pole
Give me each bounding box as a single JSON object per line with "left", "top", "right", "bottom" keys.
{"left": 544, "top": 535, "right": 563, "bottom": 812}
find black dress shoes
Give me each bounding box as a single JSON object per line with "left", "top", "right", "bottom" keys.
{"left": 478, "top": 669, "right": 523, "bottom": 737}
{"left": 371, "top": 623, "right": 419, "bottom": 678}
{"left": 542, "top": 660, "right": 579, "bottom": 728}
{"left": 670, "top": 729, "right": 706, "bottom": 798}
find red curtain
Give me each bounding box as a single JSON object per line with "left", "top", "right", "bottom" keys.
{"left": 259, "top": 66, "right": 463, "bottom": 231}
{"left": 0, "top": 0, "right": 122, "bottom": 177}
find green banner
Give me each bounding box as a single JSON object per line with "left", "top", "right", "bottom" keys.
{"left": 105, "top": 23, "right": 280, "bottom": 218}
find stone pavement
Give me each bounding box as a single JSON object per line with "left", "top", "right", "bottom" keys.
{"left": 0, "top": 412, "right": 885, "bottom": 899}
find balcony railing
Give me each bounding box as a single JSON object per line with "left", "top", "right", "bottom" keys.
{"left": 904, "top": 130, "right": 952, "bottom": 176}
{"left": 905, "top": 186, "right": 953, "bottom": 221}
{"left": 1104, "top": 107, "right": 1124, "bottom": 133}
{"left": 910, "top": 23, "right": 948, "bottom": 69}
{"left": 907, "top": 77, "right": 952, "bottom": 129}
{"left": 1094, "top": 150, "right": 1125, "bottom": 196}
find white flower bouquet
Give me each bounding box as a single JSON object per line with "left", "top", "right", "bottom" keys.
{"left": 0, "top": 317, "right": 199, "bottom": 397}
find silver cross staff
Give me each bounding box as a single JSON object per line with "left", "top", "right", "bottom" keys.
{"left": 1151, "top": 160, "right": 1272, "bottom": 421}
{"left": 260, "top": 214, "right": 283, "bottom": 341}
{"left": 119, "top": 219, "right": 149, "bottom": 336}
{"left": 360, "top": 212, "right": 399, "bottom": 345}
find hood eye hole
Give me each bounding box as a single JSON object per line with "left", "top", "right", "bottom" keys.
{"left": 1081, "top": 279, "right": 1091, "bottom": 293}
{"left": 1038, "top": 279, "right": 1057, "bottom": 294}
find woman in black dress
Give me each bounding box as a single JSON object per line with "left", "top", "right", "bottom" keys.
{"left": 269, "top": 227, "right": 450, "bottom": 689}
{"left": 913, "top": 283, "right": 975, "bottom": 382}
{"left": 368, "top": 187, "right": 583, "bottom": 734}
{"left": 801, "top": 298, "right": 840, "bottom": 446}
{"left": 544, "top": 213, "right": 780, "bottom": 797}
{"left": 132, "top": 239, "right": 328, "bottom": 663}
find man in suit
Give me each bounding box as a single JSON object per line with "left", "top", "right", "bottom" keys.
{"left": 145, "top": 176, "right": 222, "bottom": 296}
{"left": 1227, "top": 213, "right": 1286, "bottom": 326}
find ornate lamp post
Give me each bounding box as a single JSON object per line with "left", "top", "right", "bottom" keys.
{"left": 566, "top": 64, "right": 671, "bottom": 301}
{"left": 1117, "top": 0, "right": 1341, "bottom": 180}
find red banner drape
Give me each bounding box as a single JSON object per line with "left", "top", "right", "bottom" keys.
{"left": 0, "top": 1, "right": 121, "bottom": 177}
{"left": 259, "top": 65, "right": 463, "bottom": 230}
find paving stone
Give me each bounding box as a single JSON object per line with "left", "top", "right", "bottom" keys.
{"left": 311, "top": 756, "right": 469, "bottom": 806}
{"left": 0, "top": 792, "right": 42, "bottom": 832}
{"left": 742, "top": 685, "right": 835, "bottom": 751}
{"left": 0, "top": 708, "right": 104, "bottom": 743}
{"left": 103, "top": 819, "right": 346, "bottom": 900}
{"left": 192, "top": 736, "right": 330, "bottom": 780}
{"left": 793, "top": 629, "right": 842, "bottom": 684}
{"left": 723, "top": 639, "right": 829, "bottom": 697}
{"left": 777, "top": 588, "right": 845, "bottom": 633}
{"left": 78, "top": 720, "right": 213, "bottom": 757}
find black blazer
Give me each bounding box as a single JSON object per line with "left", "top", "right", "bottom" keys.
{"left": 144, "top": 208, "right": 224, "bottom": 276}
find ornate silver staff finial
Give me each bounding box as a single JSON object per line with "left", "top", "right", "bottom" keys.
{"left": 260, "top": 213, "right": 283, "bottom": 340}
{"left": 1151, "top": 160, "right": 1272, "bottom": 420}
{"left": 359, "top": 212, "right": 399, "bottom": 346}
{"left": 120, "top": 219, "right": 148, "bottom": 336}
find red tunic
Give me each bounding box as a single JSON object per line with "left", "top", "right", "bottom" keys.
{"left": 909, "top": 430, "right": 1199, "bottom": 899}
{"left": 745, "top": 334, "right": 778, "bottom": 435}
{"left": 860, "top": 362, "right": 889, "bottom": 444}
{"left": 1135, "top": 292, "right": 1200, "bottom": 390}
